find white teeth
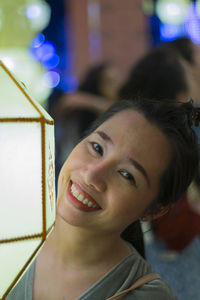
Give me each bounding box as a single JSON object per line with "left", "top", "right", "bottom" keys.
{"left": 74, "top": 190, "right": 79, "bottom": 197}
{"left": 83, "top": 199, "right": 88, "bottom": 205}
{"left": 71, "top": 184, "right": 98, "bottom": 208}
{"left": 77, "top": 194, "right": 84, "bottom": 201}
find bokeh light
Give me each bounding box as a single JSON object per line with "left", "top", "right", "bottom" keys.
{"left": 156, "top": 0, "right": 190, "bottom": 25}
{"left": 26, "top": 4, "right": 42, "bottom": 19}
{"left": 0, "top": 49, "right": 51, "bottom": 106}
{"left": 160, "top": 23, "right": 183, "bottom": 41}
{"left": 31, "top": 33, "right": 45, "bottom": 48}
{"left": 26, "top": 1, "right": 51, "bottom": 31}
{"left": 185, "top": 2, "right": 200, "bottom": 45}
{"left": 42, "top": 54, "right": 60, "bottom": 69}
{"left": 43, "top": 71, "right": 60, "bottom": 88}
{"left": 30, "top": 37, "right": 60, "bottom": 71}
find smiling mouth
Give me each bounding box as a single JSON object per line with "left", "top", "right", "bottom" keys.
{"left": 68, "top": 181, "right": 101, "bottom": 211}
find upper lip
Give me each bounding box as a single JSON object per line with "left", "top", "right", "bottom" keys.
{"left": 70, "top": 179, "right": 102, "bottom": 208}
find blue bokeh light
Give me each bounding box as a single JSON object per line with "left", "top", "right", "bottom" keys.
{"left": 42, "top": 54, "right": 60, "bottom": 69}
{"left": 184, "top": 2, "right": 200, "bottom": 45}
{"left": 36, "top": 41, "right": 55, "bottom": 60}
{"left": 160, "top": 23, "right": 183, "bottom": 41}
{"left": 44, "top": 71, "right": 60, "bottom": 88}
{"left": 31, "top": 33, "right": 45, "bottom": 48}
{"left": 60, "top": 75, "right": 79, "bottom": 92}
{"left": 30, "top": 36, "right": 61, "bottom": 71}
{"left": 29, "top": 0, "right": 77, "bottom": 92}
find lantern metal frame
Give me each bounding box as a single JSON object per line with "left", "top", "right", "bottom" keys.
{"left": 0, "top": 61, "right": 55, "bottom": 300}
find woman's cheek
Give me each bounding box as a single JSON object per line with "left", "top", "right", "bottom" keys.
{"left": 68, "top": 144, "right": 90, "bottom": 169}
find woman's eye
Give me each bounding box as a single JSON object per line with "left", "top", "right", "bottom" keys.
{"left": 120, "top": 170, "right": 136, "bottom": 186}
{"left": 90, "top": 142, "right": 103, "bottom": 156}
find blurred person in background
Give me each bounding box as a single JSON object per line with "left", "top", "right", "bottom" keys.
{"left": 119, "top": 41, "right": 200, "bottom": 300}
{"left": 47, "top": 62, "right": 122, "bottom": 182}
{"left": 161, "top": 37, "right": 200, "bottom": 105}
{"left": 120, "top": 45, "right": 191, "bottom": 102}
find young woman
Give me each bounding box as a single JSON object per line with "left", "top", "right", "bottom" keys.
{"left": 8, "top": 98, "right": 199, "bottom": 300}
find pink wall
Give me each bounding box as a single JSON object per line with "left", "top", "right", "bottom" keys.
{"left": 67, "top": 0, "right": 150, "bottom": 81}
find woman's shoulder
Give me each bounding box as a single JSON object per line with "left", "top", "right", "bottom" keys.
{"left": 114, "top": 250, "right": 177, "bottom": 300}
{"left": 138, "top": 276, "right": 176, "bottom": 299}
{"left": 122, "top": 277, "right": 177, "bottom": 300}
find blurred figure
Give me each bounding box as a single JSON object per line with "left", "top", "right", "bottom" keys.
{"left": 119, "top": 42, "right": 200, "bottom": 300}
{"left": 78, "top": 61, "right": 121, "bottom": 103}
{"left": 161, "top": 37, "right": 200, "bottom": 105}
{"left": 48, "top": 62, "right": 121, "bottom": 120}
{"left": 48, "top": 62, "right": 122, "bottom": 182}
{"left": 120, "top": 46, "right": 191, "bottom": 102}
{"left": 70, "top": 62, "right": 122, "bottom": 139}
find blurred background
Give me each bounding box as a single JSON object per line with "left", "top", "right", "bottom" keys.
{"left": 1, "top": 0, "right": 200, "bottom": 108}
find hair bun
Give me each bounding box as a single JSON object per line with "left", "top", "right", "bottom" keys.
{"left": 186, "top": 99, "right": 200, "bottom": 127}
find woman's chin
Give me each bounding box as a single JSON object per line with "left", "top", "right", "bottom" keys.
{"left": 56, "top": 195, "right": 89, "bottom": 227}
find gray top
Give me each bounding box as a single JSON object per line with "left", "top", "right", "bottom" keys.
{"left": 6, "top": 249, "right": 177, "bottom": 300}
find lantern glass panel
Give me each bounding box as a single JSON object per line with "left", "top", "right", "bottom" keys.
{"left": 0, "top": 122, "right": 43, "bottom": 239}
{"left": 0, "top": 238, "right": 42, "bottom": 299}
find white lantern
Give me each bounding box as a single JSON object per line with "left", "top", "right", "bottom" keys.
{"left": 0, "top": 61, "right": 56, "bottom": 300}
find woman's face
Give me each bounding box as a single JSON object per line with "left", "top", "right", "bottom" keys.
{"left": 57, "top": 109, "right": 172, "bottom": 235}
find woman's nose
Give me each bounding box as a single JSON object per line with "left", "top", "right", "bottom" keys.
{"left": 83, "top": 161, "right": 107, "bottom": 193}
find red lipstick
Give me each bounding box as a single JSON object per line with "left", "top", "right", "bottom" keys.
{"left": 67, "top": 181, "right": 100, "bottom": 212}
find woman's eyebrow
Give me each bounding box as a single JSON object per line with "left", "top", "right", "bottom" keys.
{"left": 128, "top": 157, "right": 150, "bottom": 186}
{"left": 96, "top": 131, "right": 113, "bottom": 144}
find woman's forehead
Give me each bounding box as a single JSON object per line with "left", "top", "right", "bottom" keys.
{"left": 97, "top": 109, "right": 166, "bottom": 146}
{"left": 98, "top": 109, "right": 147, "bottom": 132}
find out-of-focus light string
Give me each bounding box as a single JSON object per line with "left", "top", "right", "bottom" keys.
{"left": 30, "top": 33, "right": 61, "bottom": 88}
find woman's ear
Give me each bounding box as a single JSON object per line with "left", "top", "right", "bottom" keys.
{"left": 141, "top": 204, "right": 173, "bottom": 222}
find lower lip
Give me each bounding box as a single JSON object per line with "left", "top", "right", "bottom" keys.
{"left": 66, "top": 181, "right": 100, "bottom": 212}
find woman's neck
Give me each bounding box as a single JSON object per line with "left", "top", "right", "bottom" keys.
{"left": 41, "top": 214, "right": 132, "bottom": 269}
